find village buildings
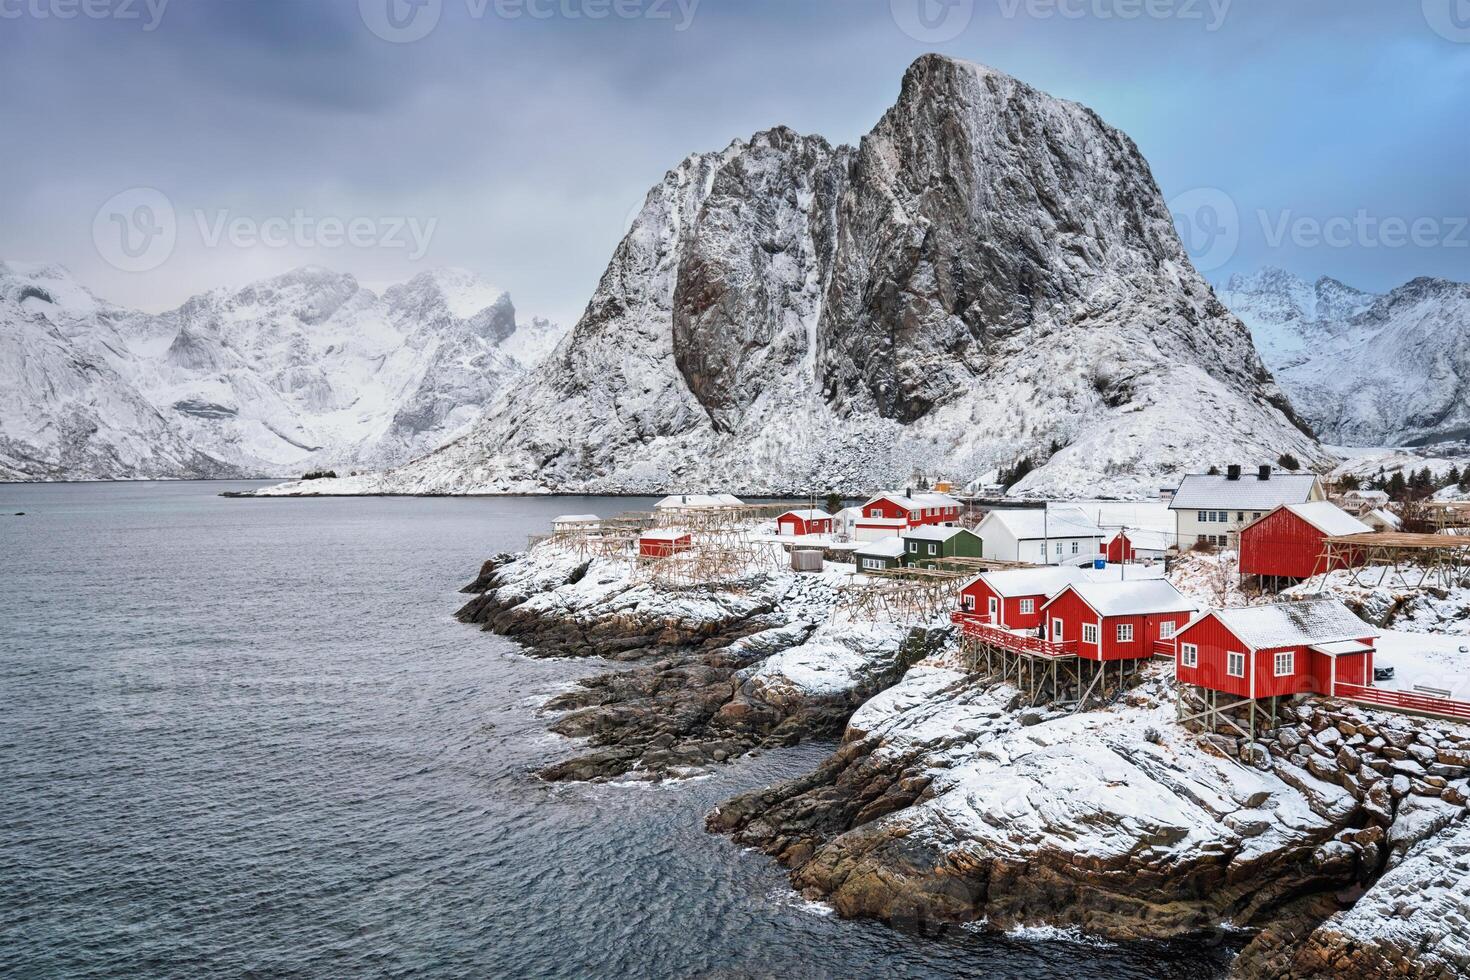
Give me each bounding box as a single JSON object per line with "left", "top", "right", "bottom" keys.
{"left": 1239, "top": 501, "right": 1371, "bottom": 585}
{"left": 974, "top": 507, "right": 1105, "bottom": 565}
{"left": 1169, "top": 466, "right": 1324, "bottom": 549}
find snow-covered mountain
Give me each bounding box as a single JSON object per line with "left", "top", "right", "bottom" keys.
{"left": 264, "top": 56, "right": 1318, "bottom": 499}
{"left": 1222, "top": 268, "right": 1470, "bottom": 446}
{"left": 0, "top": 262, "right": 563, "bottom": 481}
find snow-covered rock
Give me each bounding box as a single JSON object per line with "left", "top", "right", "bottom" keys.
{"left": 1224, "top": 267, "right": 1470, "bottom": 446}
{"left": 0, "top": 261, "right": 564, "bottom": 480}
{"left": 259, "top": 55, "right": 1320, "bottom": 500}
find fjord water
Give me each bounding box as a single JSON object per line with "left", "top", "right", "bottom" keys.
{"left": 1, "top": 482, "right": 1228, "bottom": 978}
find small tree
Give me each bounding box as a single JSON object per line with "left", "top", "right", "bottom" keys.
{"left": 1386, "top": 471, "right": 1408, "bottom": 501}
{"left": 1337, "top": 473, "right": 1361, "bottom": 491}
{"left": 1447, "top": 465, "right": 1462, "bottom": 489}
{"left": 1207, "top": 465, "right": 1221, "bottom": 476}
{"left": 1460, "top": 467, "right": 1470, "bottom": 491}
{"left": 1277, "top": 452, "right": 1301, "bottom": 471}
{"left": 825, "top": 491, "right": 842, "bottom": 515}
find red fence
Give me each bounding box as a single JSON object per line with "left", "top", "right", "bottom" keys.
{"left": 1153, "top": 639, "right": 1177, "bottom": 658}
{"left": 950, "top": 611, "right": 1076, "bottom": 658}
{"left": 1334, "top": 683, "right": 1470, "bottom": 722}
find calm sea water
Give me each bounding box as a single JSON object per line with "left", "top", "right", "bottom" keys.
{"left": 1, "top": 482, "right": 1231, "bottom": 978}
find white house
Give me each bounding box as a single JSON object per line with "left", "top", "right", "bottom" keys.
{"left": 1362, "top": 507, "right": 1402, "bottom": 532}
{"left": 1168, "top": 467, "right": 1324, "bottom": 549}
{"left": 831, "top": 506, "right": 864, "bottom": 539}
{"left": 654, "top": 493, "right": 744, "bottom": 510}
{"left": 975, "top": 507, "right": 1106, "bottom": 565}
{"left": 1339, "top": 489, "right": 1391, "bottom": 514}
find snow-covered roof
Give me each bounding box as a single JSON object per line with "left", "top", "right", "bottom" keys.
{"left": 968, "top": 565, "right": 1086, "bottom": 598}
{"left": 553, "top": 513, "right": 600, "bottom": 523}
{"left": 1047, "top": 579, "right": 1198, "bottom": 617}
{"left": 1274, "top": 501, "right": 1372, "bottom": 537}
{"left": 1342, "top": 489, "right": 1389, "bottom": 504}
{"left": 778, "top": 509, "right": 831, "bottom": 521}
{"left": 903, "top": 524, "right": 971, "bottom": 542}
{"left": 1190, "top": 599, "right": 1380, "bottom": 650}
{"left": 866, "top": 491, "right": 961, "bottom": 513}
{"left": 654, "top": 493, "right": 743, "bottom": 509}
{"left": 833, "top": 506, "right": 863, "bottom": 520}
{"left": 1311, "top": 639, "right": 1373, "bottom": 657}
{"left": 855, "top": 537, "right": 907, "bottom": 558}
{"left": 1107, "top": 528, "right": 1172, "bottom": 552}
{"left": 640, "top": 528, "right": 690, "bottom": 540}
{"left": 1169, "top": 473, "right": 1320, "bottom": 510}
{"left": 980, "top": 507, "right": 1104, "bottom": 541}
{"left": 1364, "top": 508, "right": 1402, "bottom": 529}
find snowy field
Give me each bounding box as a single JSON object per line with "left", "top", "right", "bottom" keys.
{"left": 1374, "top": 631, "right": 1470, "bottom": 700}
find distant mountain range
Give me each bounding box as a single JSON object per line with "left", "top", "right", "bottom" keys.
{"left": 1221, "top": 268, "right": 1470, "bottom": 447}
{"left": 253, "top": 55, "right": 1321, "bottom": 499}
{"left": 0, "top": 262, "right": 564, "bottom": 481}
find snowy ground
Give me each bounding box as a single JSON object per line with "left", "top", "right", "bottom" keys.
{"left": 1373, "top": 631, "right": 1470, "bottom": 700}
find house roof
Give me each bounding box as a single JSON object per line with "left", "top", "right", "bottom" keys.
{"left": 833, "top": 506, "right": 863, "bottom": 520}
{"left": 1168, "top": 473, "right": 1320, "bottom": 510}
{"left": 553, "top": 514, "right": 600, "bottom": 523}
{"left": 641, "top": 528, "right": 690, "bottom": 540}
{"left": 779, "top": 509, "right": 831, "bottom": 521}
{"left": 654, "top": 493, "right": 743, "bottom": 509}
{"left": 1107, "top": 528, "right": 1172, "bottom": 552}
{"left": 1364, "top": 508, "right": 1403, "bottom": 529}
{"left": 1343, "top": 490, "right": 1390, "bottom": 503}
{"left": 866, "top": 491, "right": 962, "bottom": 513}
{"left": 1045, "top": 579, "right": 1198, "bottom": 617}
{"left": 855, "top": 537, "right": 907, "bottom": 558}
{"left": 966, "top": 566, "right": 1087, "bottom": 598}
{"left": 1278, "top": 501, "right": 1372, "bottom": 537}
{"left": 1311, "top": 639, "right": 1374, "bottom": 657}
{"left": 1186, "top": 599, "right": 1380, "bottom": 650}
{"left": 903, "top": 525, "right": 973, "bottom": 543}
{"left": 980, "top": 507, "right": 1104, "bottom": 541}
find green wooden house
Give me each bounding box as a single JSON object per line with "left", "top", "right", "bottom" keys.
{"left": 901, "top": 525, "right": 983, "bottom": 569}
{"left": 854, "top": 536, "right": 907, "bottom": 572}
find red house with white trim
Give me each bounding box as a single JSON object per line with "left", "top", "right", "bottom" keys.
{"left": 1174, "top": 598, "right": 1380, "bottom": 699}
{"left": 1040, "top": 580, "right": 1198, "bottom": 662}
{"left": 859, "top": 491, "right": 963, "bottom": 532}
{"left": 776, "top": 509, "right": 834, "bottom": 536}
{"left": 1239, "top": 502, "right": 1370, "bottom": 583}
{"left": 958, "top": 566, "right": 1088, "bottom": 631}
{"left": 639, "top": 529, "right": 692, "bottom": 558}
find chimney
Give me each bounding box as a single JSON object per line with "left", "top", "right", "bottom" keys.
{"left": 905, "top": 487, "right": 912, "bottom": 498}
{"left": 1258, "top": 465, "right": 1271, "bottom": 481}
{"left": 1226, "top": 464, "right": 1242, "bottom": 481}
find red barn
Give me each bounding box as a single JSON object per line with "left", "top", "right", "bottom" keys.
{"left": 1040, "top": 580, "right": 1198, "bottom": 662}
{"left": 775, "top": 509, "right": 834, "bottom": 536}
{"left": 1174, "top": 598, "right": 1379, "bottom": 699}
{"left": 957, "top": 566, "right": 1088, "bottom": 630}
{"left": 860, "top": 491, "right": 963, "bottom": 530}
{"left": 1239, "top": 502, "right": 1370, "bottom": 583}
{"left": 639, "top": 529, "right": 692, "bottom": 558}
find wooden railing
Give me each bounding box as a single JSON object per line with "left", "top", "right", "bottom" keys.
{"left": 950, "top": 611, "right": 1077, "bottom": 658}
{"left": 1334, "top": 683, "right": 1470, "bottom": 721}
{"left": 1152, "top": 638, "right": 1177, "bottom": 658}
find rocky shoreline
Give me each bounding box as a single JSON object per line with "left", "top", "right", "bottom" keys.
{"left": 458, "top": 544, "right": 1470, "bottom": 977}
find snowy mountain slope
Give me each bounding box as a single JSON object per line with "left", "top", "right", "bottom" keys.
{"left": 1224, "top": 268, "right": 1470, "bottom": 445}
{"left": 0, "top": 263, "right": 242, "bottom": 481}
{"left": 0, "top": 263, "right": 564, "bottom": 480}
{"left": 264, "top": 55, "right": 1318, "bottom": 499}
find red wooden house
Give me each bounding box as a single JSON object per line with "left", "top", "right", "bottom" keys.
{"left": 639, "top": 529, "right": 692, "bottom": 558}
{"left": 957, "top": 566, "right": 1087, "bottom": 630}
{"left": 1239, "top": 502, "right": 1370, "bottom": 583}
{"left": 859, "top": 491, "right": 963, "bottom": 530}
{"left": 775, "top": 509, "right": 834, "bottom": 536}
{"left": 1039, "top": 580, "right": 1198, "bottom": 661}
{"left": 1174, "top": 598, "right": 1379, "bottom": 700}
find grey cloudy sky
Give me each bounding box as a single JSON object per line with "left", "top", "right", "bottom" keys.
{"left": 0, "top": 0, "right": 1466, "bottom": 326}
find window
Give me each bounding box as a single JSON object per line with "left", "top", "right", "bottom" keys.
{"left": 1055, "top": 542, "right": 1063, "bottom": 556}
{"left": 928, "top": 544, "right": 937, "bottom": 556}
{"left": 1082, "top": 623, "right": 1099, "bottom": 644}
{"left": 909, "top": 542, "right": 918, "bottom": 553}
{"left": 963, "top": 594, "right": 975, "bottom": 610}
{"left": 1215, "top": 511, "right": 1227, "bottom": 523}
{"left": 1253, "top": 512, "right": 1262, "bottom": 520}
{"left": 1274, "top": 651, "right": 1295, "bottom": 677}
{"left": 1117, "top": 623, "right": 1134, "bottom": 643}
{"left": 1227, "top": 651, "right": 1246, "bottom": 678}
{"left": 868, "top": 508, "right": 880, "bottom": 517}
{"left": 1019, "top": 598, "right": 1034, "bottom": 615}
{"left": 1236, "top": 511, "right": 1245, "bottom": 522}
{"left": 1052, "top": 619, "right": 1064, "bottom": 641}
{"left": 1159, "top": 621, "right": 1175, "bottom": 639}
{"left": 862, "top": 558, "right": 883, "bottom": 570}
{"left": 1197, "top": 510, "right": 1208, "bottom": 523}
{"left": 1180, "top": 643, "right": 1198, "bottom": 667}
{"left": 1071, "top": 541, "right": 1080, "bottom": 555}
{"left": 988, "top": 597, "right": 998, "bottom": 619}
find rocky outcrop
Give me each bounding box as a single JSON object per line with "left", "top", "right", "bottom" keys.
{"left": 292, "top": 55, "right": 1320, "bottom": 500}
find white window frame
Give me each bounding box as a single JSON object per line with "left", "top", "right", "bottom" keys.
{"left": 1082, "top": 623, "right": 1099, "bottom": 645}
{"left": 862, "top": 558, "right": 883, "bottom": 571}
{"left": 963, "top": 594, "right": 975, "bottom": 610}
{"left": 1227, "top": 651, "right": 1246, "bottom": 678}
{"left": 1116, "top": 623, "right": 1134, "bottom": 643}
{"left": 1052, "top": 618, "right": 1064, "bottom": 641}
{"left": 1019, "top": 598, "right": 1034, "bottom": 615}
{"left": 1180, "top": 643, "right": 1198, "bottom": 667}
{"left": 928, "top": 544, "right": 937, "bottom": 556}
{"left": 1197, "top": 510, "right": 1208, "bottom": 522}
{"left": 908, "top": 542, "right": 918, "bottom": 553}
{"left": 1274, "top": 651, "right": 1295, "bottom": 677}
{"left": 1159, "top": 621, "right": 1175, "bottom": 639}
{"left": 1055, "top": 542, "right": 1063, "bottom": 556}
{"left": 1071, "top": 541, "right": 1080, "bottom": 555}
